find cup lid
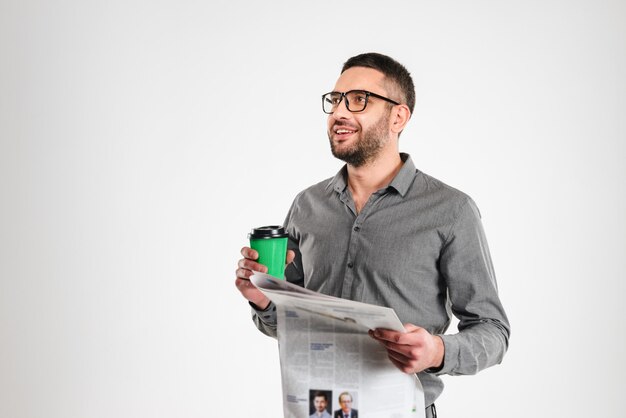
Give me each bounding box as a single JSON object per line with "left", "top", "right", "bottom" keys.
{"left": 248, "top": 225, "right": 288, "bottom": 239}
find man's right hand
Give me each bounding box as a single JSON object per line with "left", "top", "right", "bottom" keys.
{"left": 235, "top": 247, "right": 295, "bottom": 310}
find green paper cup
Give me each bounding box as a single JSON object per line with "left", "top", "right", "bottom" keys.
{"left": 248, "top": 225, "right": 289, "bottom": 280}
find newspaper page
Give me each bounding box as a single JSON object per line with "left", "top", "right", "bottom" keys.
{"left": 251, "top": 273, "right": 425, "bottom": 418}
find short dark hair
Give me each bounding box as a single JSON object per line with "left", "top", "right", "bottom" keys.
{"left": 342, "top": 52, "right": 415, "bottom": 115}
{"left": 314, "top": 391, "right": 328, "bottom": 401}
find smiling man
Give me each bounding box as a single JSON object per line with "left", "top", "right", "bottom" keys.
{"left": 235, "top": 52, "right": 510, "bottom": 418}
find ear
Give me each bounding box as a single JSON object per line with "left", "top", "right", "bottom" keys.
{"left": 390, "top": 104, "right": 411, "bottom": 134}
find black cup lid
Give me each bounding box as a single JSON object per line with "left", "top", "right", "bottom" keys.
{"left": 248, "top": 225, "right": 288, "bottom": 239}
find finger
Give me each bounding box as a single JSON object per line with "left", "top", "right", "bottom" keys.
{"left": 374, "top": 324, "right": 427, "bottom": 342}
{"left": 386, "top": 348, "right": 412, "bottom": 365}
{"left": 373, "top": 329, "right": 429, "bottom": 352}
{"left": 235, "top": 268, "right": 263, "bottom": 280}
{"left": 370, "top": 333, "right": 420, "bottom": 364}
{"left": 371, "top": 328, "right": 408, "bottom": 344}
{"left": 240, "top": 246, "right": 259, "bottom": 260}
{"left": 286, "top": 250, "right": 296, "bottom": 265}
{"left": 387, "top": 353, "right": 416, "bottom": 374}
{"left": 387, "top": 348, "right": 427, "bottom": 374}
{"left": 235, "top": 267, "right": 255, "bottom": 280}
{"left": 237, "top": 258, "right": 268, "bottom": 274}
{"left": 378, "top": 338, "right": 423, "bottom": 358}
{"left": 235, "top": 277, "right": 259, "bottom": 295}
{"left": 235, "top": 277, "right": 250, "bottom": 290}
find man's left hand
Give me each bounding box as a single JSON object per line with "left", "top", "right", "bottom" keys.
{"left": 368, "top": 324, "right": 444, "bottom": 374}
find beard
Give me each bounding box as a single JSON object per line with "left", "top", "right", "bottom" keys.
{"left": 328, "top": 111, "right": 391, "bottom": 167}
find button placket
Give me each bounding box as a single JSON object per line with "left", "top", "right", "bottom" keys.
{"left": 341, "top": 217, "right": 362, "bottom": 296}
{"left": 346, "top": 222, "right": 359, "bottom": 270}
{"left": 341, "top": 189, "right": 385, "bottom": 298}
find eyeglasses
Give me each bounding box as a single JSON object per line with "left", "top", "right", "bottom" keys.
{"left": 322, "top": 90, "right": 400, "bottom": 114}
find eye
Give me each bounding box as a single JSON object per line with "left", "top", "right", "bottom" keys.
{"left": 348, "top": 91, "right": 367, "bottom": 104}
{"left": 325, "top": 94, "right": 342, "bottom": 105}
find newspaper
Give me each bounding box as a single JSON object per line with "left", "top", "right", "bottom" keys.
{"left": 251, "top": 273, "right": 425, "bottom": 418}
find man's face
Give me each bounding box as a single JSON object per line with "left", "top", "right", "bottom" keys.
{"left": 327, "top": 67, "right": 395, "bottom": 167}
{"left": 339, "top": 395, "right": 352, "bottom": 414}
{"left": 339, "top": 394, "right": 352, "bottom": 413}
{"left": 314, "top": 396, "right": 327, "bottom": 413}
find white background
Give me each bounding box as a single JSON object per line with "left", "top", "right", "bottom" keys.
{"left": 1, "top": 1, "right": 624, "bottom": 417}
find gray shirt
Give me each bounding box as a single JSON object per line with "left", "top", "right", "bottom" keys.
{"left": 252, "top": 153, "right": 510, "bottom": 405}
{"left": 310, "top": 411, "right": 332, "bottom": 418}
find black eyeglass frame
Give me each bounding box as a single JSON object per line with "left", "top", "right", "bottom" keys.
{"left": 321, "top": 90, "right": 400, "bottom": 114}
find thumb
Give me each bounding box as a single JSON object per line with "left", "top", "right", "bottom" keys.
{"left": 286, "top": 250, "right": 296, "bottom": 265}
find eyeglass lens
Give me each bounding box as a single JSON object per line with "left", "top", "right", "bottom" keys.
{"left": 323, "top": 91, "right": 368, "bottom": 114}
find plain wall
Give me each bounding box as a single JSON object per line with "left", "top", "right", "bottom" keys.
{"left": 1, "top": 1, "right": 625, "bottom": 417}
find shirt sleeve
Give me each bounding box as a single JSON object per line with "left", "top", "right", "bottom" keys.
{"left": 250, "top": 301, "right": 278, "bottom": 338}
{"left": 250, "top": 198, "right": 305, "bottom": 338}
{"left": 435, "top": 197, "right": 511, "bottom": 376}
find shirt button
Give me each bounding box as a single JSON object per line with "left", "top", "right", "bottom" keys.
{"left": 347, "top": 262, "right": 354, "bottom": 268}
{"left": 353, "top": 226, "right": 360, "bottom": 232}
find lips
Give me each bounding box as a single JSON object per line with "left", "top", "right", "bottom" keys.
{"left": 332, "top": 124, "right": 358, "bottom": 139}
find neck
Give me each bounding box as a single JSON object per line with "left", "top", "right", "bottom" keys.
{"left": 346, "top": 149, "right": 403, "bottom": 210}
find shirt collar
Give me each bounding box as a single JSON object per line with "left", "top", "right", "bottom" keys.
{"left": 327, "top": 153, "right": 416, "bottom": 198}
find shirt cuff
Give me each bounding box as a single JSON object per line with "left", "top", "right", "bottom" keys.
{"left": 433, "top": 334, "right": 460, "bottom": 375}
{"left": 249, "top": 301, "right": 277, "bottom": 326}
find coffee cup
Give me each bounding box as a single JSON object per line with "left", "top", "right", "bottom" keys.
{"left": 248, "top": 225, "right": 289, "bottom": 279}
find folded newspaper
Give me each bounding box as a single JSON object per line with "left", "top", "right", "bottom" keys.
{"left": 251, "top": 273, "right": 425, "bottom": 418}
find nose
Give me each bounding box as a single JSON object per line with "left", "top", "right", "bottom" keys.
{"left": 331, "top": 96, "right": 352, "bottom": 120}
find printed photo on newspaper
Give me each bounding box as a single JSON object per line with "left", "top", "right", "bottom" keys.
{"left": 251, "top": 273, "right": 426, "bottom": 418}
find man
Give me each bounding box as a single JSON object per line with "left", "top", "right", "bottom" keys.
{"left": 310, "top": 392, "right": 332, "bottom": 418}
{"left": 333, "top": 392, "right": 358, "bottom": 418}
{"left": 235, "top": 52, "right": 510, "bottom": 417}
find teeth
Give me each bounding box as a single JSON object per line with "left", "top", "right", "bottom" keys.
{"left": 336, "top": 129, "right": 355, "bottom": 134}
